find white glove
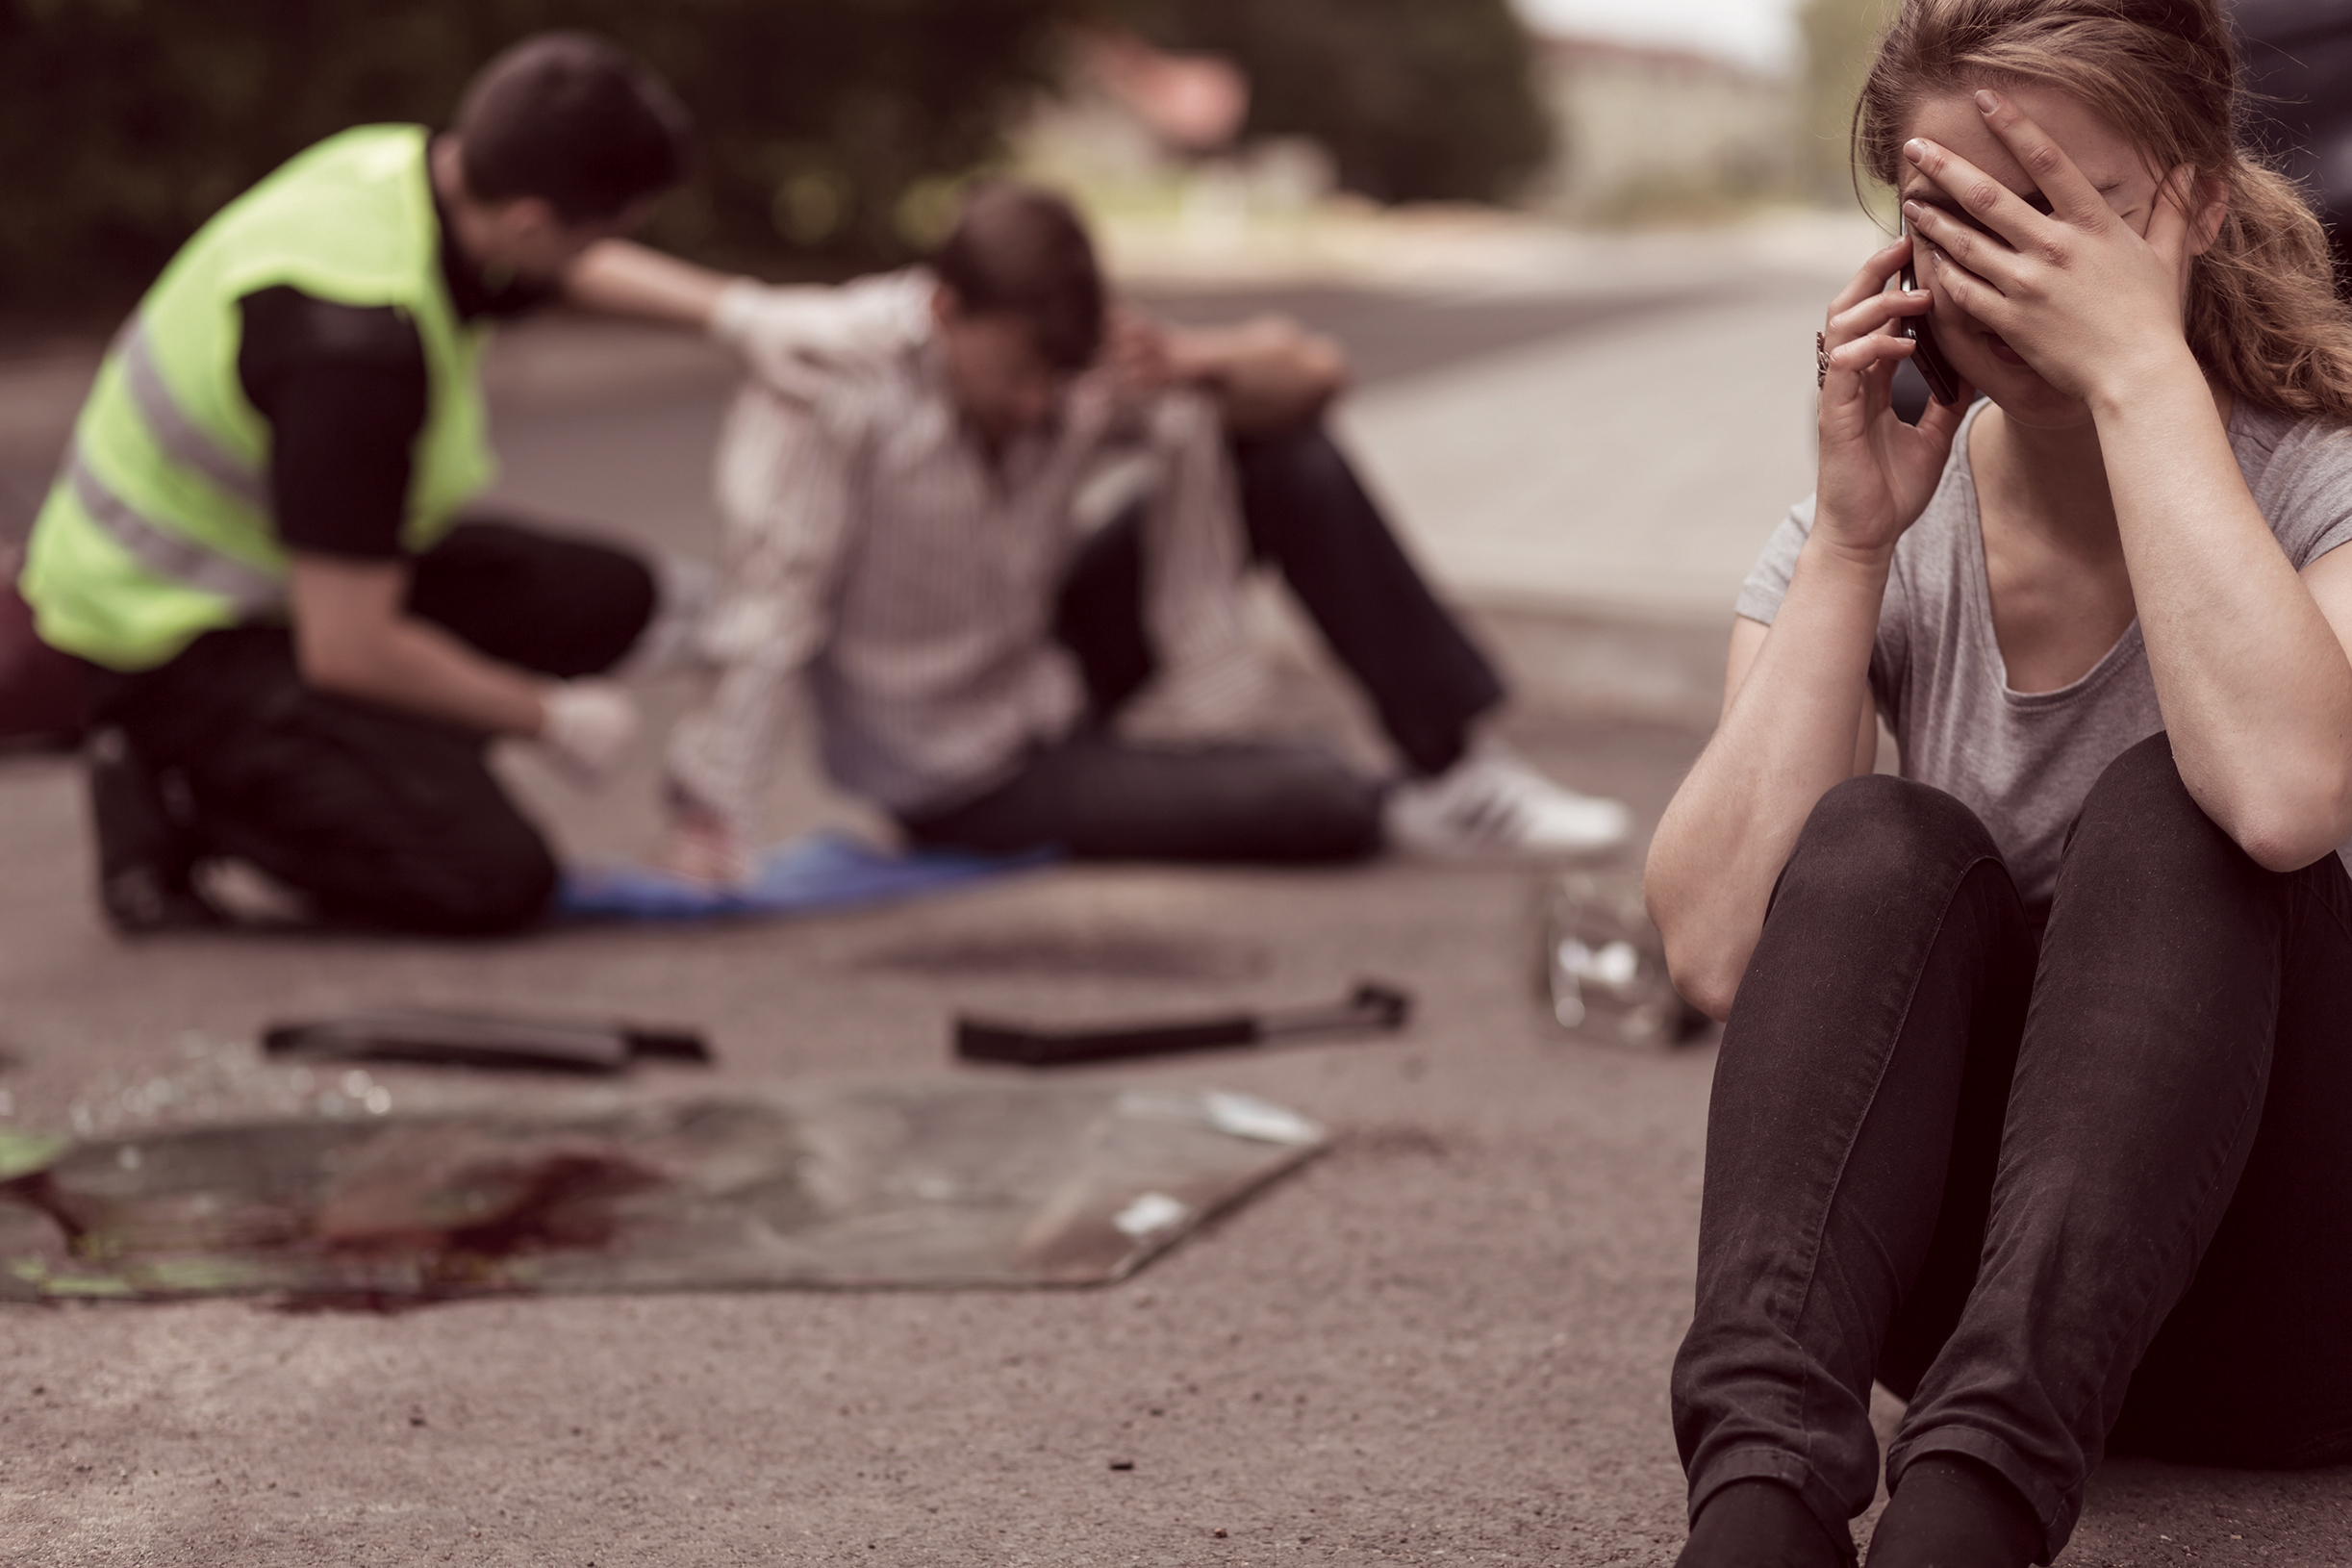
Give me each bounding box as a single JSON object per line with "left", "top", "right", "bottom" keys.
{"left": 660, "top": 802, "right": 755, "bottom": 888}
{"left": 537, "top": 679, "right": 641, "bottom": 787}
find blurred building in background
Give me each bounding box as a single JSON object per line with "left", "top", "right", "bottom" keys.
{"left": 1527, "top": 34, "right": 1796, "bottom": 223}
{"left": 1023, "top": 9, "right": 1815, "bottom": 238}
{"left": 1012, "top": 31, "right": 1334, "bottom": 231}
{"left": 1106, "top": 0, "right": 1552, "bottom": 207}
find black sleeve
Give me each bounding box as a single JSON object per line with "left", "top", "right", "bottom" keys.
{"left": 235, "top": 287, "right": 429, "bottom": 560}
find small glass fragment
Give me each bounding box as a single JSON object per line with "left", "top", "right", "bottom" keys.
{"left": 1539, "top": 872, "right": 1712, "bottom": 1049}
{"left": 1202, "top": 1093, "right": 1322, "bottom": 1147}
{"left": 1114, "top": 1192, "right": 1190, "bottom": 1238}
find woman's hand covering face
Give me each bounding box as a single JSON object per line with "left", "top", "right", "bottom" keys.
{"left": 1898, "top": 88, "right": 2220, "bottom": 408}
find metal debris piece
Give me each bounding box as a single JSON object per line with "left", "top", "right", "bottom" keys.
{"left": 264, "top": 1010, "right": 709, "bottom": 1075}
{"left": 957, "top": 981, "right": 1411, "bottom": 1067}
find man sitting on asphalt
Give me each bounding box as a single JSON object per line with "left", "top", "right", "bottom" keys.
{"left": 25, "top": 34, "right": 717, "bottom": 935}
{"left": 615, "top": 181, "right": 1631, "bottom": 877}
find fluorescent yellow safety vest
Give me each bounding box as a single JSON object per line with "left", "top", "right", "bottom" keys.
{"left": 21, "top": 124, "right": 495, "bottom": 670}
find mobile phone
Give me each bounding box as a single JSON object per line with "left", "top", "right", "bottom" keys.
{"left": 1898, "top": 213, "right": 1962, "bottom": 406}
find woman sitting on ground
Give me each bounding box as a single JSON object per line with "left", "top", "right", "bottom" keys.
{"left": 1644, "top": 1, "right": 2352, "bottom": 1564}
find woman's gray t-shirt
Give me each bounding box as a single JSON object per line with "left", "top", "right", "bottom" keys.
{"left": 1737, "top": 398, "right": 2352, "bottom": 918}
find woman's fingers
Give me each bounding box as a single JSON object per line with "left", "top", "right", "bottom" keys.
{"left": 1826, "top": 235, "right": 1917, "bottom": 318}
{"left": 1972, "top": 90, "right": 2111, "bottom": 228}
{"left": 1902, "top": 135, "right": 2053, "bottom": 258}
{"left": 1821, "top": 332, "right": 1916, "bottom": 417}
{"left": 1916, "top": 239, "right": 2001, "bottom": 326}
{"left": 1821, "top": 288, "right": 1928, "bottom": 400}
{"left": 1903, "top": 199, "right": 2022, "bottom": 296}
{"left": 1828, "top": 286, "right": 1932, "bottom": 346}
{"left": 1826, "top": 332, "right": 1915, "bottom": 379}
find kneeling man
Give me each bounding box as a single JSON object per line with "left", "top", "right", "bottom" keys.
{"left": 27, "top": 35, "right": 701, "bottom": 933}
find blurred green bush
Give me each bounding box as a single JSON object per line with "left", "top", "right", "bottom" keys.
{"left": 0, "top": 0, "right": 1548, "bottom": 316}
{"left": 1118, "top": 0, "right": 1550, "bottom": 205}
{"left": 0, "top": 0, "right": 1085, "bottom": 311}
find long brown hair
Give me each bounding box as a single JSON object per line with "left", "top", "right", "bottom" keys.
{"left": 1854, "top": 0, "right": 2352, "bottom": 421}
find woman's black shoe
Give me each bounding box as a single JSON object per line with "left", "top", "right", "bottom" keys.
{"left": 1863, "top": 1454, "right": 2041, "bottom": 1568}
{"left": 1676, "top": 1479, "right": 1855, "bottom": 1568}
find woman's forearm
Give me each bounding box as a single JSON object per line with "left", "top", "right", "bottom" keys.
{"left": 2094, "top": 359, "right": 2352, "bottom": 866}
{"left": 1648, "top": 534, "right": 1891, "bottom": 1015}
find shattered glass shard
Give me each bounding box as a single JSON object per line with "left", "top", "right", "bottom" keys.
{"left": 0, "top": 1082, "right": 1325, "bottom": 1303}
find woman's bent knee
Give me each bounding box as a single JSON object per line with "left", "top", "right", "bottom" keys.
{"left": 2057, "top": 732, "right": 2277, "bottom": 919}
{"left": 2071, "top": 733, "right": 2210, "bottom": 846}
{"left": 1781, "top": 775, "right": 2002, "bottom": 915}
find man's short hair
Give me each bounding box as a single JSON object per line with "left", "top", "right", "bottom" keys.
{"left": 929, "top": 182, "right": 1106, "bottom": 371}
{"left": 455, "top": 33, "right": 692, "bottom": 224}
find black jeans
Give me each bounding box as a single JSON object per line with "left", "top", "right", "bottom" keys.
{"left": 1672, "top": 735, "right": 2352, "bottom": 1562}
{"left": 86, "top": 518, "right": 654, "bottom": 935}
{"left": 905, "top": 425, "right": 1500, "bottom": 862}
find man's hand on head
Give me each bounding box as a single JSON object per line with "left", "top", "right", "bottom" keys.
{"left": 1154, "top": 314, "right": 1349, "bottom": 436}
{"left": 1101, "top": 307, "right": 1177, "bottom": 404}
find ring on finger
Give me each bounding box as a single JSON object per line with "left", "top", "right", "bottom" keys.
{"left": 1815, "top": 331, "right": 1829, "bottom": 388}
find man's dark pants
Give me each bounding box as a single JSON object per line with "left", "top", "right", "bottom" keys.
{"left": 902, "top": 425, "right": 1505, "bottom": 862}
{"left": 85, "top": 519, "right": 653, "bottom": 935}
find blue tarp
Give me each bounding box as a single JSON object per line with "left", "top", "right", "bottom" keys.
{"left": 558, "top": 830, "right": 1051, "bottom": 923}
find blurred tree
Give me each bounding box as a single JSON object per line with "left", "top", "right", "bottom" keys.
{"left": 0, "top": 0, "right": 1086, "bottom": 313}
{"left": 1796, "top": 0, "right": 1899, "bottom": 208}
{"left": 1112, "top": 0, "right": 1552, "bottom": 204}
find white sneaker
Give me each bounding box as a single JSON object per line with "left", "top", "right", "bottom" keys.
{"left": 1383, "top": 747, "right": 1632, "bottom": 860}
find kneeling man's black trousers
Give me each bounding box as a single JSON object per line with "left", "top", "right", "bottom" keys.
{"left": 84, "top": 519, "right": 653, "bottom": 935}
{"left": 1672, "top": 734, "right": 2352, "bottom": 1563}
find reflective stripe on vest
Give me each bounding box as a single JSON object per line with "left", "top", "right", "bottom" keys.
{"left": 63, "top": 446, "right": 280, "bottom": 614}
{"left": 73, "top": 313, "right": 281, "bottom": 611}
{"left": 114, "top": 317, "right": 270, "bottom": 515}
{"left": 23, "top": 126, "right": 491, "bottom": 670}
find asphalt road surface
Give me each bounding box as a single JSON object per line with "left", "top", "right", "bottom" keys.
{"left": 0, "top": 281, "right": 2345, "bottom": 1565}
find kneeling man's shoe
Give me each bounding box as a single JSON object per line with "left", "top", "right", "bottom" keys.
{"left": 88, "top": 727, "right": 221, "bottom": 933}
{"left": 101, "top": 862, "right": 225, "bottom": 933}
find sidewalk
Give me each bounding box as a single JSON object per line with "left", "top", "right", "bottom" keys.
{"left": 1115, "top": 202, "right": 1866, "bottom": 620}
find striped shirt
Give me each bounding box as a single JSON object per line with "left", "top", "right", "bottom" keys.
{"left": 668, "top": 269, "right": 1268, "bottom": 838}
